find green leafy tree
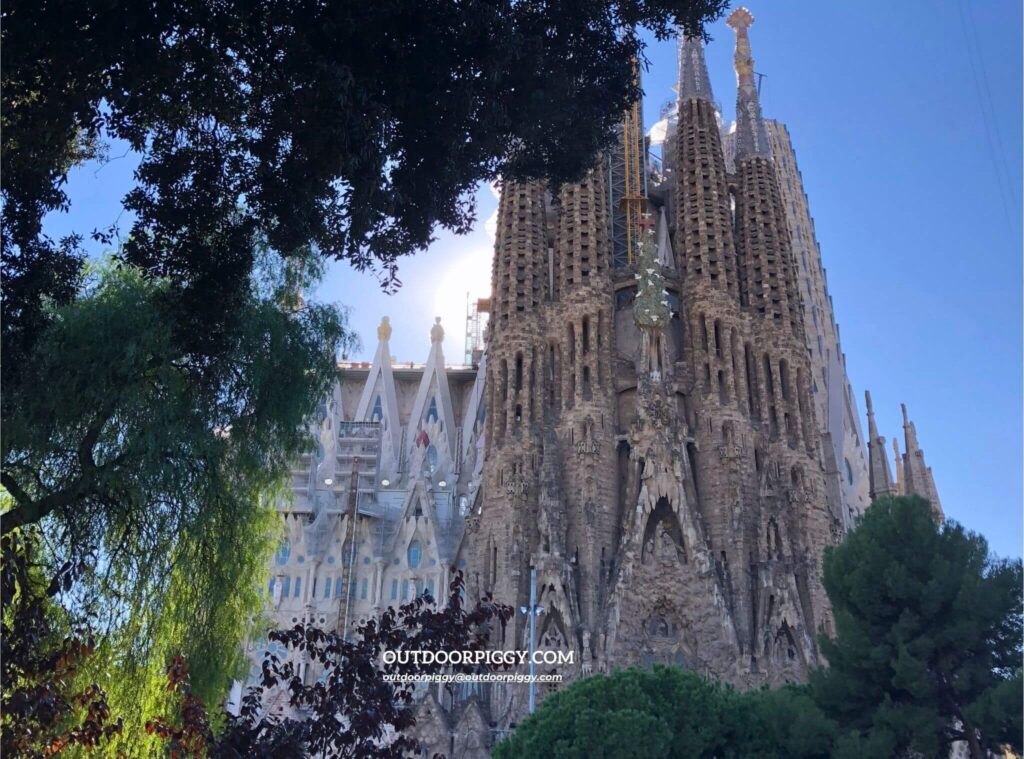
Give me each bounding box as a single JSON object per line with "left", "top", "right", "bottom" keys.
{"left": 1, "top": 530, "right": 123, "bottom": 757}
{"left": 1, "top": 255, "right": 352, "bottom": 753}
{"left": 813, "top": 495, "right": 1023, "bottom": 759}
{"left": 2, "top": 0, "right": 726, "bottom": 384}
{"left": 494, "top": 666, "right": 835, "bottom": 758}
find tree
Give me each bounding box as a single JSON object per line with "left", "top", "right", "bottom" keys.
{"left": 493, "top": 666, "right": 836, "bottom": 758}
{"left": 1, "top": 529, "right": 123, "bottom": 757}
{"left": 150, "top": 571, "right": 513, "bottom": 758}
{"left": 813, "top": 495, "right": 1023, "bottom": 759}
{"left": 2, "top": 0, "right": 726, "bottom": 383}
{"left": 1, "top": 255, "right": 352, "bottom": 752}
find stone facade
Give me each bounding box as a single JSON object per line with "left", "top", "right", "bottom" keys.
{"left": 245, "top": 7, "right": 942, "bottom": 753}
{"left": 723, "top": 118, "right": 872, "bottom": 528}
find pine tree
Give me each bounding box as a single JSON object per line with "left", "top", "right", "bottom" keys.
{"left": 813, "top": 495, "right": 1022, "bottom": 758}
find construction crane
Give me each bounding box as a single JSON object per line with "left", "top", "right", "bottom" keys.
{"left": 610, "top": 59, "right": 649, "bottom": 268}
{"left": 620, "top": 64, "right": 648, "bottom": 266}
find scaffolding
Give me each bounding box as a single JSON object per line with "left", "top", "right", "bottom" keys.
{"left": 464, "top": 295, "right": 490, "bottom": 365}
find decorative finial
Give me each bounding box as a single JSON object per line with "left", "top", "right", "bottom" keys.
{"left": 377, "top": 316, "right": 392, "bottom": 342}
{"left": 728, "top": 6, "right": 770, "bottom": 159}
{"left": 727, "top": 6, "right": 754, "bottom": 33}
{"left": 430, "top": 316, "right": 445, "bottom": 344}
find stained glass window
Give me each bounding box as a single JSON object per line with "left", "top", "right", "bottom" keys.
{"left": 407, "top": 540, "right": 422, "bottom": 569}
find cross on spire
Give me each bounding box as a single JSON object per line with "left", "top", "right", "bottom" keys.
{"left": 728, "top": 7, "right": 771, "bottom": 159}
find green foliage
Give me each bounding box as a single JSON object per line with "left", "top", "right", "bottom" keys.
{"left": 632, "top": 226, "right": 670, "bottom": 329}
{"left": 1, "top": 257, "right": 351, "bottom": 754}
{"left": 814, "top": 495, "right": 1023, "bottom": 757}
{"left": 2, "top": 0, "right": 727, "bottom": 393}
{"left": 1, "top": 530, "right": 123, "bottom": 757}
{"left": 494, "top": 667, "right": 836, "bottom": 759}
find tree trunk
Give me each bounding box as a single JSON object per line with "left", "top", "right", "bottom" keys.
{"left": 964, "top": 722, "right": 984, "bottom": 759}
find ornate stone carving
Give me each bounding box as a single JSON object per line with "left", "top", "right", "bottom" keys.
{"left": 504, "top": 464, "right": 528, "bottom": 499}
{"left": 575, "top": 420, "right": 600, "bottom": 457}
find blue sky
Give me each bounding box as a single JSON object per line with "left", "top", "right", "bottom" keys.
{"left": 42, "top": 2, "right": 1022, "bottom": 558}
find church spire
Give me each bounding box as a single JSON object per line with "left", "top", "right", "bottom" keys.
{"left": 892, "top": 437, "right": 905, "bottom": 495}
{"left": 727, "top": 7, "right": 771, "bottom": 160}
{"left": 678, "top": 33, "right": 714, "bottom": 102}
{"left": 901, "top": 404, "right": 944, "bottom": 519}
{"left": 865, "top": 391, "right": 894, "bottom": 500}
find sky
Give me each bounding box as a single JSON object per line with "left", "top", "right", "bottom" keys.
{"left": 41, "top": 1, "right": 1022, "bottom": 558}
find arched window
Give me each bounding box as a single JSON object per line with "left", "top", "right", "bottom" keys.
{"left": 426, "top": 397, "right": 438, "bottom": 424}
{"left": 371, "top": 396, "right": 383, "bottom": 422}
{"left": 426, "top": 445, "right": 438, "bottom": 473}
{"left": 779, "top": 359, "right": 791, "bottom": 401}
{"left": 323, "top": 577, "right": 332, "bottom": 599}
{"left": 275, "top": 540, "right": 290, "bottom": 565}
{"left": 407, "top": 540, "right": 423, "bottom": 569}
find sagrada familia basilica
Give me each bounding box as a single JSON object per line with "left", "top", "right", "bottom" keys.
{"left": 245, "top": 8, "right": 943, "bottom": 755}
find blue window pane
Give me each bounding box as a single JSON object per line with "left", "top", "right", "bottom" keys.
{"left": 324, "top": 578, "right": 332, "bottom": 599}
{"left": 426, "top": 397, "right": 438, "bottom": 424}
{"left": 269, "top": 578, "right": 276, "bottom": 595}
{"left": 427, "top": 579, "right": 434, "bottom": 598}
{"left": 275, "top": 541, "right": 290, "bottom": 565}
{"left": 294, "top": 577, "right": 301, "bottom": 598}
{"left": 334, "top": 577, "right": 343, "bottom": 598}
{"left": 360, "top": 578, "right": 368, "bottom": 599}
{"left": 401, "top": 580, "right": 409, "bottom": 601}
{"left": 282, "top": 576, "right": 291, "bottom": 597}
{"left": 350, "top": 580, "right": 357, "bottom": 599}
{"left": 391, "top": 579, "right": 398, "bottom": 600}
{"left": 407, "top": 541, "right": 422, "bottom": 569}
{"left": 371, "top": 396, "right": 383, "bottom": 422}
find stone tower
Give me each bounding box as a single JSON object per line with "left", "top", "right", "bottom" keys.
{"left": 251, "top": 7, "right": 946, "bottom": 752}
{"left": 466, "top": 8, "right": 845, "bottom": 721}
